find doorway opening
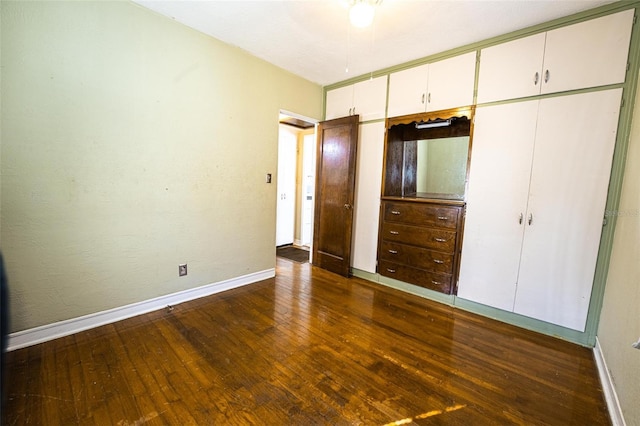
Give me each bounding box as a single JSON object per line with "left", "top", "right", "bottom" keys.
{"left": 276, "top": 111, "right": 317, "bottom": 263}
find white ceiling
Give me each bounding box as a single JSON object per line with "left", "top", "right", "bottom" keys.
{"left": 133, "top": 0, "right": 616, "bottom": 86}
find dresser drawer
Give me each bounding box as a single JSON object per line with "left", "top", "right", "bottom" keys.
{"left": 380, "top": 241, "right": 454, "bottom": 274}
{"left": 383, "top": 202, "right": 460, "bottom": 229}
{"left": 379, "top": 260, "right": 453, "bottom": 294}
{"left": 381, "top": 222, "right": 456, "bottom": 253}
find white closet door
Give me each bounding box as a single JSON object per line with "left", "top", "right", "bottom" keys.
{"left": 427, "top": 52, "right": 476, "bottom": 112}
{"left": 476, "top": 33, "right": 546, "bottom": 104}
{"left": 325, "top": 85, "right": 353, "bottom": 120}
{"left": 387, "top": 64, "right": 429, "bottom": 117}
{"left": 457, "top": 101, "right": 539, "bottom": 310}
{"left": 352, "top": 76, "right": 388, "bottom": 122}
{"left": 514, "top": 89, "right": 622, "bottom": 331}
{"left": 541, "top": 9, "right": 634, "bottom": 95}
{"left": 351, "top": 122, "right": 385, "bottom": 273}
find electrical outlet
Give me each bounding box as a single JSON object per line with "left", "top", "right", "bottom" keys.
{"left": 179, "top": 263, "right": 187, "bottom": 276}
{"left": 266, "top": 173, "right": 272, "bottom": 183}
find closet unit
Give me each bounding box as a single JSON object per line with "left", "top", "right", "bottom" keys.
{"left": 387, "top": 52, "right": 476, "bottom": 117}
{"left": 477, "top": 9, "right": 634, "bottom": 104}
{"left": 321, "top": 6, "right": 636, "bottom": 336}
{"left": 458, "top": 89, "right": 623, "bottom": 331}
{"left": 325, "top": 76, "right": 387, "bottom": 121}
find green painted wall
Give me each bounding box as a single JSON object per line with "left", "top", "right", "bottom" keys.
{"left": 0, "top": 0, "right": 323, "bottom": 332}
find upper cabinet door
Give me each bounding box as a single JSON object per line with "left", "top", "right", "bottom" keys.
{"left": 427, "top": 52, "right": 477, "bottom": 112}
{"left": 477, "top": 33, "right": 546, "bottom": 104}
{"left": 541, "top": 9, "right": 635, "bottom": 94}
{"left": 325, "top": 85, "right": 354, "bottom": 120}
{"left": 326, "top": 76, "right": 387, "bottom": 121}
{"left": 387, "top": 64, "right": 429, "bottom": 117}
{"left": 352, "top": 76, "right": 388, "bottom": 122}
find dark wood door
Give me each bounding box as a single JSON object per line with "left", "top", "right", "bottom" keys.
{"left": 312, "top": 115, "right": 359, "bottom": 277}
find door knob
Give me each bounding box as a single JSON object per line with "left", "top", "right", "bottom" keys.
{"left": 344, "top": 203, "right": 352, "bottom": 209}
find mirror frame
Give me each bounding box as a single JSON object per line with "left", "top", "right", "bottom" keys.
{"left": 381, "top": 106, "right": 476, "bottom": 201}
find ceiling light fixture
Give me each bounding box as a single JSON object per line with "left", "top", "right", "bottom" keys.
{"left": 349, "top": 0, "right": 381, "bottom": 28}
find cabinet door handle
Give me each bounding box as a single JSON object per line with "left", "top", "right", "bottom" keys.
{"left": 427, "top": 92, "right": 431, "bottom": 103}
{"left": 390, "top": 210, "right": 401, "bottom": 215}
{"left": 519, "top": 213, "right": 523, "bottom": 224}
{"left": 437, "top": 216, "right": 449, "bottom": 221}
{"left": 434, "top": 237, "right": 446, "bottom": 242}
{"left": 544, "top": 70, "right": 550, "bottom": 83}
{"left": 528, "top": 213, "right": 533, "bottom": 225}
{"left": 534, "top": 71, "right": 539, "bottom": 85}
{"left": 388, "top": 250, "right": 398, "bottom": 254}
{"left": 390, "top": 230, "right": 399, "bottom": 235}
{"left": 387, "top": 268, "right": 396, "bottom": 273}
{"left": 352, "top": 107, "right": 356, "bottom": 115}
{"left": 433, "top": 259, "right": 444, "bottom": 264}
{"left": 421, "top": 93, "right": 425, "bottom": 104}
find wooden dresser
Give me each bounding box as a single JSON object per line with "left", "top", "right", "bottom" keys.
{"left": 378, "top": 199, "right": 464, "bottom": 294}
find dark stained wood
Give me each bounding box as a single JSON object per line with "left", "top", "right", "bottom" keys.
{"left": 3, "top": 258, "right": 610, "bottom": 425}
{"left": 382, "top": 107, "right": 474, "bottom": 199}
{"left": 312, "top": 114, "right": 359, "bottom": 277}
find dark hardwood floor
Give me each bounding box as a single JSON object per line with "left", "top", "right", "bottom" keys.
{"left": 3, "top": 258, "right": 609, "bottom": 425}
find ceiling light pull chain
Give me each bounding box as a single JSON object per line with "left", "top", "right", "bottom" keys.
{"left": 345, "top": 16, "right": 351, "bottom": 74}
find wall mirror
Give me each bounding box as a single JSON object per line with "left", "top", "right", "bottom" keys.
{"left": 382, "top": 107, "right": 474, "bottom": 200}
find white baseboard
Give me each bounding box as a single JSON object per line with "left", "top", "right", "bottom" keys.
{"left": 7, "top": 268, "right": 275, "bottom": 351}
{"left": 593, "top": 337, "right": 626, "bottom": 426}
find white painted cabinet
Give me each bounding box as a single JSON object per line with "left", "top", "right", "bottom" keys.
{"left": 351, "top": 122, "right": 385, "bottom": 273}
{"left": 325, "top": 76, "right": 387, "bottom": 122}
{"left": 387, "top": 52, "right": 476, "bottom": 117}
{"left": 458, "top": 89, "right": 622, "bottom": 331}
{"left": 457, "top": 101, "right": 539, "bottom": 312}
{"left": 477, "top": 9, "right": 634, "bottom": 104}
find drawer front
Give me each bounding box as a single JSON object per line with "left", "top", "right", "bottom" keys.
{"left": 381, "top": 222, "right": 456, "bottom": 253}
{"left": 383, "top": 202, "right": 460, "bottom": 229}
{"left": 379, "top": 260, "right": 452, "bottom": 294}
{"left": 380, "top": 241, "right": 454, "bottom": 274}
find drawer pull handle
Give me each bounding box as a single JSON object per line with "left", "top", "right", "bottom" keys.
{"left": 431, "top": 280, "right": 442, "bottom": 286}
{"left": 388, "top": 250, "right": 398, "bottom": 254}
{"left": 437, "top": 216, "right": 449, "bottom": 220}
{"left": 433, "top": 259, "right": 444, "bottom": 264}
{"left": 391, "top": 210, "right": 401, "bottom": 215}
{"left": 434, "top": 237, "right": 446, "bottom": 242}
{"left": 387, "top": 268, "right": 396, "bottom": 273}
{"left": 390, "top": 231, "right": 399, "bottom": 235}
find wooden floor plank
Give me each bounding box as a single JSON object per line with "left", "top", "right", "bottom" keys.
{"left": 4, "top": 258, "right": 610, "bottom": 425}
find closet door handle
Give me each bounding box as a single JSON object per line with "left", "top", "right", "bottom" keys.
{"left": 534, "top": 72, "right": 539, "bottom": 85}
{"left": 344, "top": 203, "right": 352, "bottom": 210}
{"left": 519, "top": 213, "right": 523, "bottom": 224}
{"left": 544, "top": 70, "right": 550, "bottom": 83}
{"left": 528, "top": 213, "right": 533, "bottom": 225}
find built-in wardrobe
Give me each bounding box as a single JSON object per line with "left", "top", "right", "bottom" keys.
{"left": 323, "top": 5, "right": 637, "bottom": 343}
